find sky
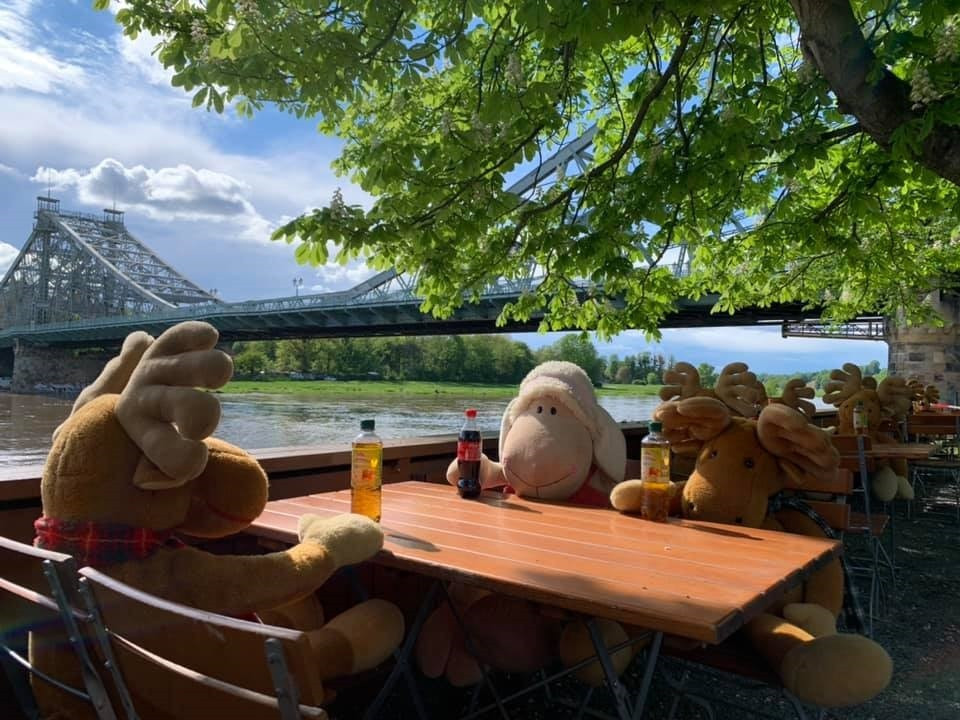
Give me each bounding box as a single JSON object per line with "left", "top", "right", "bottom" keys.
{"left": 0, "top": 1, "right": 888, "bottom": 375}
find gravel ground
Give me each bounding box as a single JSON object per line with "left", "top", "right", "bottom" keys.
{"left": 330, "top": 475, "right": 960, "bottom": 720}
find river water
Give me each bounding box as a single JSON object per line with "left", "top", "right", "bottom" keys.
{"left": 0, "top": 391, "right": 664, "bottom": 468}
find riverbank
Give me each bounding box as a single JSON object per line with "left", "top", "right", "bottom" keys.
{"left": 218, "top": 379, "right": 665, "bottom": 399}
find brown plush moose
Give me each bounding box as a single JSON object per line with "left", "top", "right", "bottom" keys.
{"left": 33, "top": 321, "right": 404, "bottom": 719}
{"left": 824, "top": 363, "right": 914, "bottom": 500}
{"left": 610, "top": 397, "right": 892, "bottom": 708}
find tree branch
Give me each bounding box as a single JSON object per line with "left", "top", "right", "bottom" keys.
{"left": 789, "top": 0, "right": 960, "bottom": 186}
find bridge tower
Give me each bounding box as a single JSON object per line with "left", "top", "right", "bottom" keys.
{"left": 0, "top": 197, "right": 218, "bottom": 392}
{"left": 887, "top": 291, "right": 960, "bottom": 405}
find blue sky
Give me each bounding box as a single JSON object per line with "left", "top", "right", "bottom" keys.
{"left": 0, "top": 1, "right": 887, "bottom": 375}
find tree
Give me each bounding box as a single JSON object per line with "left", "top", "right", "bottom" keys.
{"left": 697, "top": 362, "right": 718, "bottom": 388}
{"left": 646, "top": 371, "right": 660, "bottom": 386}
{"left": 233, "top": 348, "right": 269, "bottom": 377}
{"left": 107, "top": 1, "right": 960, "bottom": 336}
{"left": 537, "top": 334, "right": 604, "bottom": 383}
{"left": 615, "top": 365, "right": 633, "bottom": 384}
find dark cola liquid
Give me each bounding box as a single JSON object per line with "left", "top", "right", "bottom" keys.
{"left": 457, "top": 429, "right": 482, "bottom": 498}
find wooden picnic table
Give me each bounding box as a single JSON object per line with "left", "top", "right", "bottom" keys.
{"left": 247, "top": 481, "right": 840, "bottom": 646}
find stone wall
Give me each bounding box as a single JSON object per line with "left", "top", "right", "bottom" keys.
{"left": 887, "top": 291, "right": 960, "bottom": 405}
{"left": 11, "top": 341, "right": 115, "bottom": 394}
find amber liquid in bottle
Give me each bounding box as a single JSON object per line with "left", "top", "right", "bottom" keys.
{"left": 351, "top": 422, "right": 382, "bottom": 522}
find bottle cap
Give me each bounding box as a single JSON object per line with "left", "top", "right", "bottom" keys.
{"left": 465, "top": 408, "right": 477, "bottom": 418}
{"left": 649, "top": 421, "right": 662, "bottom": 432}
{"left": 360, "top": 419, "right": 375, "bottom": 431}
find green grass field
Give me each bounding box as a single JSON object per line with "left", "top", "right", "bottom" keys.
{"left": 219, "top": 379, "right": 664, "bottom": 398}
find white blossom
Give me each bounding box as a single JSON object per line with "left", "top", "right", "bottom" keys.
{"left": 440, "top": 110, "right": 453, "bottom": 136}
{"left": 909, "top": 65, "right": 943, "bottom": 108}
{"left": 235, "top": 0, "right": 261, "bottom": 18}
{"left": 935, "top": 16, "right": 959, "bottom": 62}
{"left": 190, "top": 18, "right": 208, "bottom": 45}
{"left": 506, "top": 52, "right": 523, "bottom": 86}
{"left": 329, "top": 187, "right": 347, "bottom": 220}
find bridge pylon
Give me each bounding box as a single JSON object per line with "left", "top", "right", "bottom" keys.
{"left": 0, "top": 196, "right": 217, "bottom": 330}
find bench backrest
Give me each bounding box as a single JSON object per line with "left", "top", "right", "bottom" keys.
{"left": 78, "top": 566, "right": 327, "bottom": 720}
{"left": 0, "top": 535, "right": 117, "bottom": 720}
{"left": 907, "top": 413, "right": 960, "bottom": 439}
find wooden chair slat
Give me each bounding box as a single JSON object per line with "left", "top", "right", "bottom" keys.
{"left": 79, "top": 567, "right": 326, "bottom": 715}
{"left": 106, "top": 632, "right": 327, "bottom": 720}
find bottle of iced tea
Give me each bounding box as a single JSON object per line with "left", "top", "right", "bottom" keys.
{"left": 351, "top": 419, "right": 382, "bottom": 522}
{"left": 640, "top": 421, "right": 672, "bottom": 522}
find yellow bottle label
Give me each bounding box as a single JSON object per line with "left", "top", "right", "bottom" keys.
{"left": 641, "top": 445, "right": 670, "bottom": 483}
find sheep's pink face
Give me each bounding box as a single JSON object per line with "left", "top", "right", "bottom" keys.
{"left": 500, "top": 399, "right": 593, "bottom": 500}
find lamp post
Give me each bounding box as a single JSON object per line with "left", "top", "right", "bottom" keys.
{"left": 293, "top": 277, "right": 303, "bottom": 297}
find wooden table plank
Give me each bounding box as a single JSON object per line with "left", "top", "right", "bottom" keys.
{"left": 863, "top": 443, "right": 934, "bottom": 461}
{"left": 247, "top": 482, "right": 840, "bottom": 644}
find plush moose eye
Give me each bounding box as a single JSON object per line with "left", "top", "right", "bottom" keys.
{"left": 709, "top": 450, "right": 718, "bottom": 459}
{"left": 536, "top": 405, "right": 543, "bottom": 414}
{"left": 743, "top": 458, "right": 755, "bottom": 469}
{"left": 550, "top": 407, "right": 557, "bottom": 415}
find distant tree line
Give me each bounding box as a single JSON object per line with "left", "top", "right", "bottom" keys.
{"left": 233, "top": 333, "right": 613, "bottom": 385}
{"left": 232, "top": 335, "right": 884, "bottom": 391}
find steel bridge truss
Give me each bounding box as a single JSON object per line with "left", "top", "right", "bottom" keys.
{"left": 0, "top": 197, "right": 217, "bottom": 329}
{"left": 781, "top": 318, "right": 887, "bottom": 341}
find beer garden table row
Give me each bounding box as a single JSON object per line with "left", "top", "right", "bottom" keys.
{"left": 246, "top": 481, "right": 842, "bottom": 720}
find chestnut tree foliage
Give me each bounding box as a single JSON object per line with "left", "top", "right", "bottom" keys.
{"left": 100, "top": 0, "right": 960, "bottom": 336}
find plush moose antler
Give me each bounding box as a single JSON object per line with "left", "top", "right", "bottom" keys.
{"left": 757, "top": 403, "right": 839, "bottom": 488}
{"left": 52, "top": 331, "right": 154, "bottom": 441}
{"left": 771, "top": 378, "right": 816, "bottom": 420}
{"left": 115, "top": 322, "right": 234, "bottom": 488}
{"left": 715, "top": 362, "right": 763, "bottom": 417}
{"left": 653, "top": 396, "right": 731, "bottom": 455}
{"left": 877, "top": 377, "right": 913, "bottom": 421}
{"left": 925, "top": 384, "right": 941, "bottom": 405}
{"left": 823, "top": 363, "right": 863, "bottom": 407}
{"left": 658, "top": 361, "right": 716, "bottom": 402}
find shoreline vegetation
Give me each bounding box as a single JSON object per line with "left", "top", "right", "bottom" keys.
{"left": 230, "top": 336, "right": 886, "bottom": 399}
{"left": 218, "top": 379, "right": 665, "bottom": 398}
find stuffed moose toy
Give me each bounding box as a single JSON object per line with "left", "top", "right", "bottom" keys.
{"left": 610, "top": 396, "right": 892, "bottom": 708}
{"left": 32, "top": 321, "right": 404, "bottom": 719}
{"left": 824, "top": 363, "right": 915, "bottom": 501}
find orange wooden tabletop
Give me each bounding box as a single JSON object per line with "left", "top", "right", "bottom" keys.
{"left": 247, "top": 481, "right": 840, "bottom": 644}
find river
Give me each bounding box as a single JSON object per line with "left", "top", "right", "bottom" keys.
{"left": 0, "top": 391, "right": 665, "bottom": 468}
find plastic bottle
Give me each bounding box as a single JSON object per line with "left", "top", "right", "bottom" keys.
{"left": 351, "top": 419, "right": 382, "bottom": 521}
{"left": 457, "top": 409, "right": 482, "bottom": 499}
{"left": 640, "top": 421, "right": 672, "bottom": 522}
{"left": 853, "top": 400, "right": 868, "bottom": 436}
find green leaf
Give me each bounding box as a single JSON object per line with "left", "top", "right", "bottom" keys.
{"left": 192, "top": 87, "right": 209, "bottom": 108}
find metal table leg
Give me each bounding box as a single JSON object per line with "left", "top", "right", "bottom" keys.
{"left": 355, "top": 575, "right": 437, "bottom": 720}
{"left": 632, "top": 632, "right": 662, "bottom": 720}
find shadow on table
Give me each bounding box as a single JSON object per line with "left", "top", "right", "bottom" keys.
{"left": 385, "top": 531, "right": 440, "bottom": 552}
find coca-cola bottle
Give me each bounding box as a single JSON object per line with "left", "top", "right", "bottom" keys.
{"left": 457, "top": 409, "right": 482, "bottom": 498}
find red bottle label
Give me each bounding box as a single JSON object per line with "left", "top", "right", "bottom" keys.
{"left": 457, "top": 440, "right": 481, "bottom": 462}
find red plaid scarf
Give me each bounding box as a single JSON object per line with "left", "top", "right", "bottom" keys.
{"left": 34, "top": 516, "right": 185, "bottom": 568}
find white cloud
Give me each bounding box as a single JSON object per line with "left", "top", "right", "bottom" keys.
{"left": 31, "top": 158, "right": 276, "bottom": 242}
{"left": 0, "top": 241, "right": 19, "bottom": 277}
{"left": 662, "top": 326, "right": 868, "bottom": 355}
{"left": 0, "top": 0, "right": 86, "bottom": 93}
{"left": 117, "top": 25, "right": 175, "bottom": 87}
{"left": 0, "top": 162, "right": 22, "bottom": 179}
